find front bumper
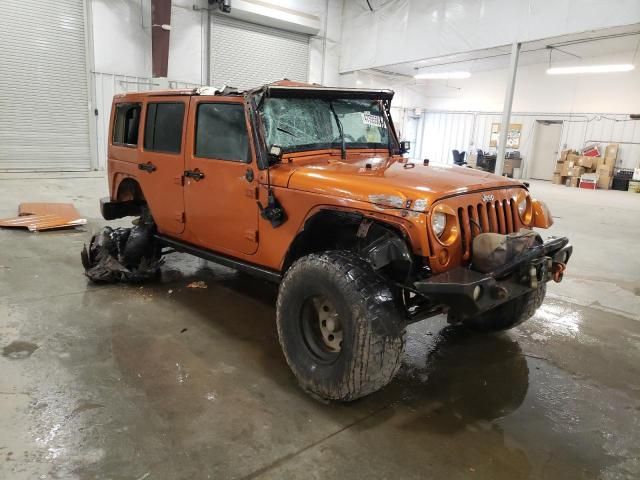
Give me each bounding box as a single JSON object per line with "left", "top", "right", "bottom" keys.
{"left": 413, "top": 236, "right": 572, "bottom": 321}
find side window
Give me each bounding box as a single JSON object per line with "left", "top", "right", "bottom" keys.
{"left": 195, "top": 103, "right": 250, "bottom": 162}
{"left": 113, "top": 103, "right": 141, "bottom": 146}
{"left": 144, "top": 102, "right": 185, "bottom": 153}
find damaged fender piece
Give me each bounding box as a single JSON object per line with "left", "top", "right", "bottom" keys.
{"left": 0, "top": 203, "right": 87, "bottom": 232}
{"left": 81, "top": 224, "right": 162, "bottom": 283}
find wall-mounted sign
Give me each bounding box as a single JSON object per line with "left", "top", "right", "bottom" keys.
{"left": 489, "top": 123, "right": 522, "bottom": 149}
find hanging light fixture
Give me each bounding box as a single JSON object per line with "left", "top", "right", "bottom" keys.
{"left": 546, "top": 64, "right": 635, "bottom": 75}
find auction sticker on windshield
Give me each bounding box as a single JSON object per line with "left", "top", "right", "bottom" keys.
{"left": 361, "top": 111, "right": 386, "bottom": 128}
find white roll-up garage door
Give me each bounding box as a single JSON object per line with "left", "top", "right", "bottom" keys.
{"left": 210, "top": 15, "right": 309, "bottom": 91}
{"left": 0, "top": 0, "right": 92, "bottom": 171}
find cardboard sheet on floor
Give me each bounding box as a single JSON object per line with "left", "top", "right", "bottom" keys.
{"left": 0, "top": 203, "right": 87, "bottom": 232}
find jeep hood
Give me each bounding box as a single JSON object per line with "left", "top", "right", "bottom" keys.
{"left": 285, "top": 156, "right": 524, "bottom": 210}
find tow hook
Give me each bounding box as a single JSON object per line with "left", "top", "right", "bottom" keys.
{"left": 552, "top": 262, "right": 566, "bottom": 283}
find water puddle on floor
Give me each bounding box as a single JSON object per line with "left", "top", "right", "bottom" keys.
{"left": 2, "top": 340, "right": 38, "bottom": 359}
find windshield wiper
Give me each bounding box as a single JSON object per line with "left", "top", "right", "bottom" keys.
{"left": 328, "top": 101, "right": 346, "bottom": 160}
{"left": 276, "top": 126, "right": 297, "bottom": 137}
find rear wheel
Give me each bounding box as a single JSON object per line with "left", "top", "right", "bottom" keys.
{"left": 276, "top": 251, "right": 406, "bottom": 401}
{"left": 463, "top": 283, "right": 546, "bottom": 332}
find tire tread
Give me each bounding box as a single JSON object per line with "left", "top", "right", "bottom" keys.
{"left": 276, "top": 251, "right": 406, "bottom": 401}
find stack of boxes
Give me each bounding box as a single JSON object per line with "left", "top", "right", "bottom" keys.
{"left": 596, "top": 144, "right": 618, "bottom": 189}
{"left": 552, "top": 144, "right": 618, "bottom": 189}
{"left": 552, "top": 150, "right": 569, "bottom": 185}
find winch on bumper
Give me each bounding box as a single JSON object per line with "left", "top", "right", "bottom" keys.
{"left": 413, "top": 236, "right": 572, "bottom": 321}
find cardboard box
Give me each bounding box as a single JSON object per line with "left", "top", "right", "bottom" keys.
{"left": 597, "top": 156, "right": 616, "bottom": 173}
{"left": 503, "top": 164, "right": 514, "bottom": 176}
{"left": 582, "top": 145, "right": 601, "bottom": 157}
{"left": 597, "top": 174, "right": 613, "bottom": 190}
{"left": 604, "top": 144, "right": 619, "bottom": 161}
{"left": 565, "top": 177, "right": 579, "bottom": 187}
{"left": 553, "top": 160, "right": 564, "bottom": 174}
{"left": 552, "top": 174, "right": 565, "bottom": 185}
{"left": 568, "top": 166, "right": 586, "bottom": 177}
{"left": 596, "top": 166, "right": 613, "bottom": 177}
{"left": 560, "top": 162, "right": 570, "bottom": 176}
{"left": 559, "top": 149, "right": 571, "bottom": 162}
{"left": 566, "top": 152, "right": 580, "bottom": 164}
{"left": 578, "top": 155, "right": 596, "bottom": 169}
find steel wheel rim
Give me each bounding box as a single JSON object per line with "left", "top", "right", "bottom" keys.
{"left": 300, "top": 295, "right": 343, "bottom": 362}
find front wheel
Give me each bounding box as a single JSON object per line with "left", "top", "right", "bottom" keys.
{"left": 276, "top": 251, "right": 406, "bottom": 402}
{"left": 463, "top": 283, "right": 546, "bottom": 332}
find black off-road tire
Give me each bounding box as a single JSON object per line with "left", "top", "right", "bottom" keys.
{"left": 463, "top": 283, "right": 546, "bottom": 332}
{"left": 276, "top": 251, "right": 406, "bottom": 402}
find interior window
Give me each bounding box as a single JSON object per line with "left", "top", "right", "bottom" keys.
{"left": 195, "top": 103, "right": 250, "bottom": 162}
{"left": 144, "top": 102, "right": 185, "bottom": 153}
{"left": 113, "top": 103, "right": 141, "bottom": 146}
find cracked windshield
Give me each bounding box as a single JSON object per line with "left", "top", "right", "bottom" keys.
{"left": 261, "top": 98, "right": 390, "bottom": 153}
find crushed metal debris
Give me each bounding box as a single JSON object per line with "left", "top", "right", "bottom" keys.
{"left": 187, "top": 281, "right": 207, "bottom": 289}
{"left": 0, "top": 203, "right": 86, "bottom": 232}
{"left": 81, "top": 223, "right": 162, "bottom": 283}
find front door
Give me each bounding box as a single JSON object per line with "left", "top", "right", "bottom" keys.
{"left": 529, "top": 121, "right": 563, "bottom": 180}
{"left": 183, "top": 97, "right": 259, "bottom": 256}
{"left": 137, "top": 96, "right": 188, "bottom": 234}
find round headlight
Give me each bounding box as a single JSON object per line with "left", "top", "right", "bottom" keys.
{"left": 431, "top": 212, "right": 447, "bottom": 237}
{"left": 518, "top": 198, "right": 527, "bottom": 216}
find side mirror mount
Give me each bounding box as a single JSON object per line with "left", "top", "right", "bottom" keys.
{"left": 399, "top": 141, "right": 411, "bottom": 154}
{"left": 268, "top": 145, "right": 283, "bottom": 165}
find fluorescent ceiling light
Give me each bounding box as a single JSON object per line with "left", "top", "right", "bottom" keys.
{"left": 414, "top": 71, "right": 471, "bottom": 80}
{"left": 546, "top": 64, "right": 635, "bottom": 75}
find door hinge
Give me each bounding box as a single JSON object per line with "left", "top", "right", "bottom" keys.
{"left": 244, "top": 229, "right": 258, "bottom": 242}
{"left": 175, "top": 212, "right": 185, "bottom": 223}
{"left": 174, "top": 176, "right": 184, "bottom": 186}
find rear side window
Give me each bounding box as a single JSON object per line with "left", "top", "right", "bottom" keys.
{"left": 144, "top": 102, "right": 185, "bottom": 153}
{"left": 113, "top": 103, "right": 141, "bottom": 146}
{"left": 195, "top": 103, "right": 250, "bottom": 162}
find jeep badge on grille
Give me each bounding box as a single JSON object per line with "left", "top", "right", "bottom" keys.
{"left": 482, "top": 193, "right": 495, "bottom": 202}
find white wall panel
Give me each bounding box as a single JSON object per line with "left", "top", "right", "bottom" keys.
{"left": 420, "top": 113, "right": 474, "bottom": 164}
{"left": 340, "top": 0, "right": 640, "bottom": 72}
{"left": 168, "top": 3, "right": 205, "bottom": 85}
{"left": 411, "top": 51, "right": 640, "bottom": 114}
{"left": 421, "top": 111, "right": 640, "bottom": 175}
{"left": 91, "top": 0, "right": 151, "bottom": 78}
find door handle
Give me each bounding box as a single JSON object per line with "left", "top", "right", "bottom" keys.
{"left": 138, "top": 162, "right": 156, "bottom": 173}
{"left": 184, "top": 169, "right": 205, "bottom": 181}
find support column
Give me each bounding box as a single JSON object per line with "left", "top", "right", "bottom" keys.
{"left": 151, "top": 0, "right": 172, "bottom": 78}
{"left": 495, "top": 41, "right": 521, "bottom": 177}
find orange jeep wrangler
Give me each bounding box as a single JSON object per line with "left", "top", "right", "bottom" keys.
{"left": 82, "top": 80, "right": 572, "bottom": 401}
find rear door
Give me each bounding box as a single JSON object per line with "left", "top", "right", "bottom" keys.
{"left": 183, "top": 97, "right": 259, "bottom": 256}
{"left": 138, "top": 96, "right": 188, "bottom": 235}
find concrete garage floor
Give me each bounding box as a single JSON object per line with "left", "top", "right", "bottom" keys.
{"left": 1, "top": 175, "right": 640, "bottom": 480}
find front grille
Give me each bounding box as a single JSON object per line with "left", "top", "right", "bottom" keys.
{"left": 456, "top": 196, "right": 519, "bottom": 260}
